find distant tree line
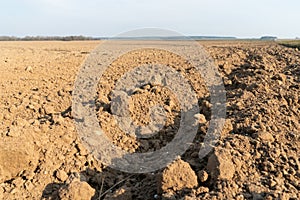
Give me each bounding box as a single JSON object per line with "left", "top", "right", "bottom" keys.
{"left": 0, "top": 35, "right": 98, "bottom": 41}
{"left": 260, "top": 36, "right": 278, "bottom": 41}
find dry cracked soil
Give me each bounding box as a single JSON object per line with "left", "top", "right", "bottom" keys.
{"left": 0, "top": 40, "right": 299, "bottom": 200}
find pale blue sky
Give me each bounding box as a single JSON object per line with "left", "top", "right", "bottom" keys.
{"left": 1, "top": 0, "right": 299, "bottom": 38}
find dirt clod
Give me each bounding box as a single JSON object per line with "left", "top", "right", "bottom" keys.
{"left": 58, "top": 178, "right": 95, "bottom": 200}
{"left": 207, "top": 148, "right": 235, "bottom": 180}
{"left": 160, "top": 159, "right": 198, "bottom": 192}
{"left": 0, "top": 138, "right": 37, "bottom": 183}
{"left": 55, "top": 170, "right": 68, "bottom": 182}
{"left": 255, "top": 131, "right": 275, "bottom": 142}
{"left": 197, "top": 170, "right": 209, "bottom": 182}
{"left": 195, "top": 186, "right": 209, "bottom": 194}
{"left": 194, "top": 113, "right": 207, "bottom": 124}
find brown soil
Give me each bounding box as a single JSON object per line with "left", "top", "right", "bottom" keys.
{"left": 0, "top": 41, "right": 299, "bottom": 200}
